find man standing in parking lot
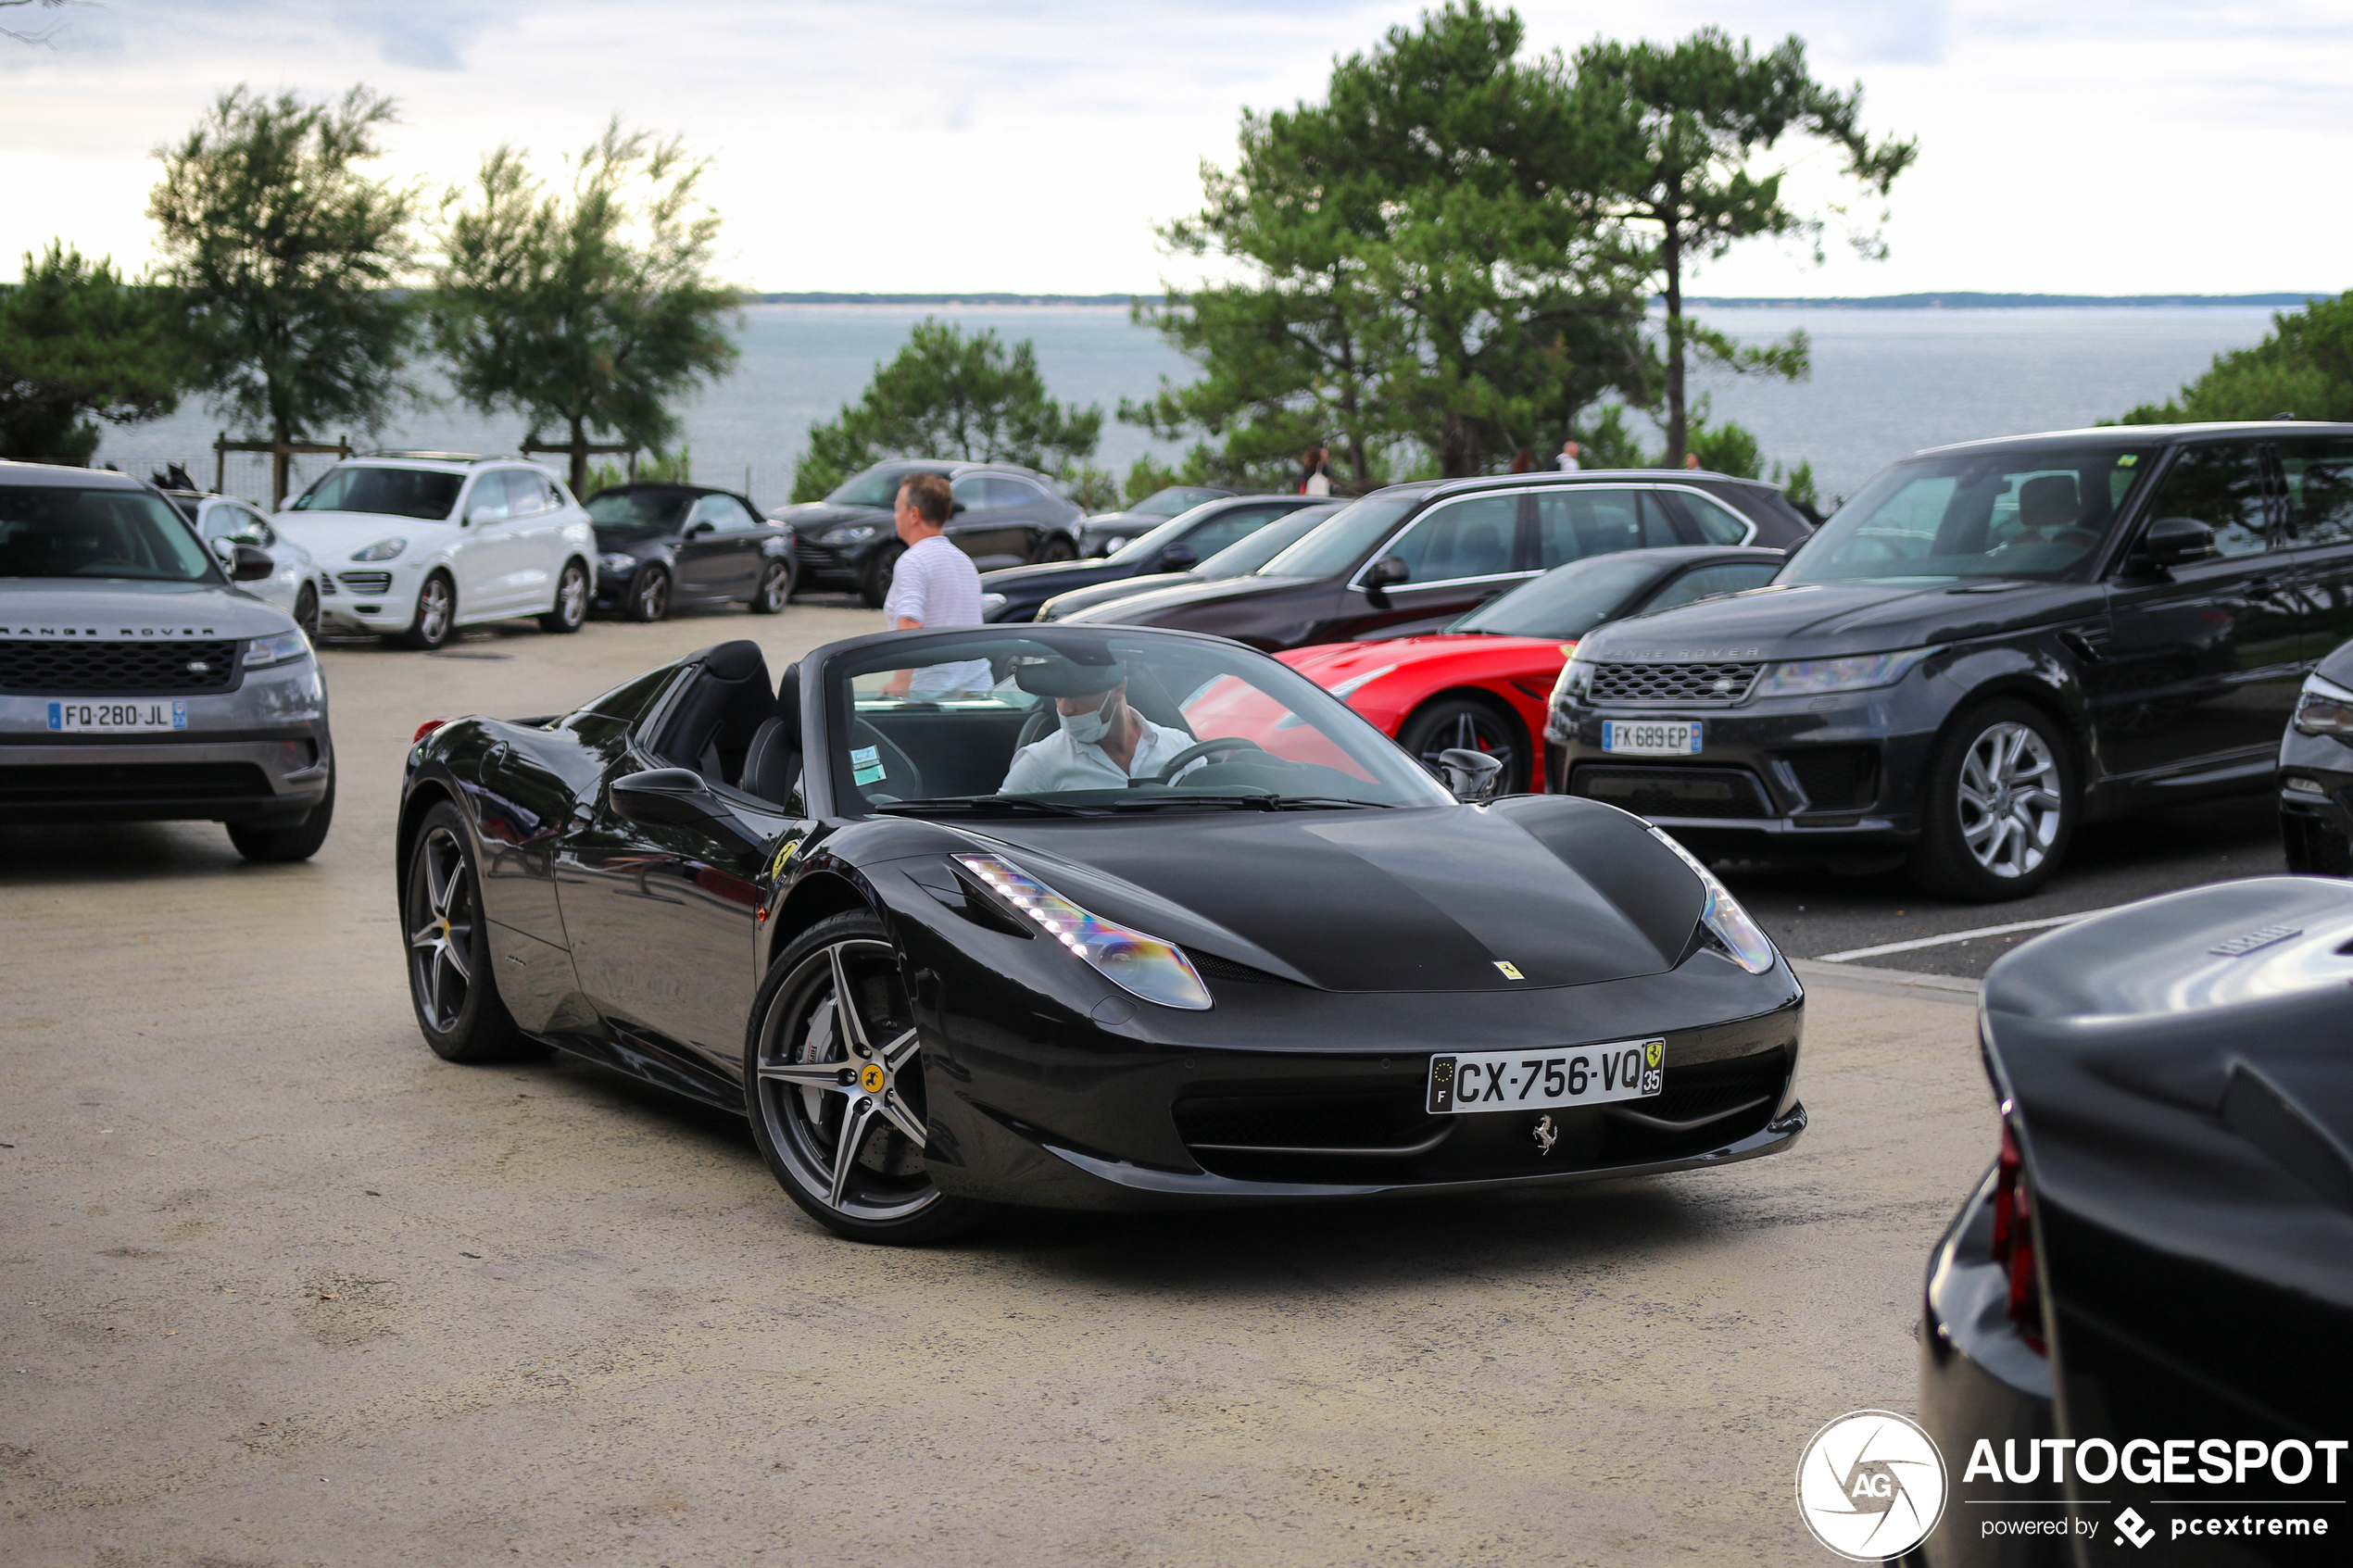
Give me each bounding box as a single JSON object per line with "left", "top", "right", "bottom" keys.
{"left": 1556, "top": 440, "right": 1581, "bottom": 471}
{"left": 882, "top": 472, "right": 991, "bottom": 696}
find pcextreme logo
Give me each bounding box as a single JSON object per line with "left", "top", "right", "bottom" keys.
{"left": 1796, "top": 1410, "right": 1947, "bottom": 1561}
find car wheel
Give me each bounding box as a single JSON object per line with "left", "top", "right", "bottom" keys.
{"left": 1031, "top": 533, "right": 1077, "bottom": 564}
{"left": 749, "top": 559, "right": 790, "bottom": 615}
{"left": 744, "top": 910, "right": 980, "bottom": 1244}
{"left": 402, "top": 802, "right": 545, "bottom": 1062}
{"left": 539, "top": 559, "right": 590, "bottom": 633}
{"left": 294, "top": 582, "right": 321, "bottom": 639}
{"left": 858, "top": 543, "right": 905, "bottom": 609}
{"left": 1908, "top": 700, "right": 2077, "bottom": 901}
{"left": 626, "top": 564, "right": 671, "bottom": 623}
{"left": 400, "top": 571, "right": 457, "bottom": 651}
{"left": 227, "top": 767, "right": 334, "bottom": 862}
{"left": 1398, "top": 696, "right": 1529, "bottom": 796}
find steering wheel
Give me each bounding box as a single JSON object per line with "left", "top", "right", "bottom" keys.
{"left": 1143, "top": 736, "right": 1269, "bottom": 784}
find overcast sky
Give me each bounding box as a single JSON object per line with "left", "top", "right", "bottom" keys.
{"left": 3, "top": 1, "right": 2348, "bottom": 297}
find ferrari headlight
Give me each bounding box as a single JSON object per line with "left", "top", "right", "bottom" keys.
{"left": 244, "top": 629, "right": 312, "bottom": 669}
{"left": 823, "top": 523, "right": 881, "bottom": 546}
{"left": 1750, "top": 646, "right": 1933, "bottom": 698}
{"left": 1646, "top": 827, "right": 1776, "bottom": 973}
{"left": 2294, "top": 671, "right": 2353, "bottom": 739}
{"left": 599, "top": 551, "right": 639, "bottom": 576}
{"left": 349, "top": 537, "right": 408, "bottom": 562}
{"left": 953, "top": 852, "right": 1212, "bottom": 1010}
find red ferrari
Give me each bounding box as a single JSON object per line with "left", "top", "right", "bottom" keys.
{"left": 1277, "top": 546, "right": 1784, "bottom": 793}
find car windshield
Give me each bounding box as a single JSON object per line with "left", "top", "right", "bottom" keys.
{"left": 1106, "top": 514, "right": 1204, "bottom": 566}
{"left": 1782, "top": 445, "right": 2157, "bottom": 583}
{"left": 587, "top": 491, "right": 692, "bottom": 533}
{"left": 826, "top": 628, "right": 1454, "bottom": 816}
{"left": 826, "top": 465, "right": 939, "bottom": 508}
{"left": 1452, "top": 553, "right": 1668, "bottom": 638}
{"left": 290, "top": 466, "right": 465, "bottom": 521}
{"left": 1255, "top": 495, "right": 1419, "bottom": 579}
{"left": 1199, "top": 504, "right": 1340, "bottom": 577}
{"left": 1130, "top": 485, "right": 1227, "bottom": 519}
{"left": 0, "top": 485, "right": 218, "bottom": 582}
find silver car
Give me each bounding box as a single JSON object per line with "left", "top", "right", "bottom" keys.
{"left": 161, "top": 488, "right": 327, "bottom": 635}
{"left": 0, "top": 462, "right": 335, "bottom": 860}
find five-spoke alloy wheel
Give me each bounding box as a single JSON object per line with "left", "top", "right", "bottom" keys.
{"left": 745, "top": 911, "right": 975, "bottom": 1243}
{"left": 402, "top": 801, "right": 538, "bottom": 1061}
{"left": 540, "top": 559, "right": 590, "bottom": 633}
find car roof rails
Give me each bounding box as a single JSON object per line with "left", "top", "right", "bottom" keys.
{"left": 355, "top": 450, "right": 522, "bottom": 464}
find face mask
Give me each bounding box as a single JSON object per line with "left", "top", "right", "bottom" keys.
{"left": 1060, "top": 688, "right": 1119, "bottom": 746}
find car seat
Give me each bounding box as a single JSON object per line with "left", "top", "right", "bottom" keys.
{"left": 654, "top": 640, "right": 772, "bottom": 784}
{"left": 740, "top": 664, "right": 802, "bottom": 807}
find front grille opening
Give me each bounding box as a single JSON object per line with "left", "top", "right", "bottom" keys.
{"left": 1587, "top": 661, "right": 1763, "bottom": 706}
{"left": 0, "top": 639, "right": 242, "bottom": 696}
{"left": 1784, "top": 746, "right": 1881, "bottom": 812}
{"left": 2285, "top": 812, "right": 2353, "bottom": 877}
{"left": 337, "top": 571, "right": 393, "bottom": 596}
{"left": 1603, "top": 1051, "right": 1789, "bottom": 1161}
{"left": 1570, "top": 765, "right": 1771, "bottom": 820}
{"left": 0, "top": 762, "right": 271, "bottom": 803}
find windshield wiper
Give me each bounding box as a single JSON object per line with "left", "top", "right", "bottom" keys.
{"left": 1110, "top": 794, "right": 1396, "bottom": 812}
{"left": 869, "top": 796, "right": 1109, "bottom": 818}
{"left": 1266, "top": 796, "right": 1394, "bottom": 809}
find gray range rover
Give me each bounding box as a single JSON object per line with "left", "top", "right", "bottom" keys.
{"left": 1, "top": 461, "right": 334, "bottom": 859}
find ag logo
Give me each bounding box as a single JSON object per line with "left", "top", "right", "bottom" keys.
{"left": 1794, "top": 1410, "right": 1945, "bottom": 1562}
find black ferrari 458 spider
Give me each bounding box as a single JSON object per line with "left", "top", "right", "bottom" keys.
{"left": 397, "top": 624, "right": 1806, "bottom": 1242}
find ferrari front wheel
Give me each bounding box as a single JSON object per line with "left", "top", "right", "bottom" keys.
{"left": 745, "top": 911, "right": 979, "bottom": 1244}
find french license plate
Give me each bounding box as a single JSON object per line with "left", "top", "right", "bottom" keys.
{"left": 44, "top": 699, "right": 188, "bottom": 734}
{"left": 1602, "top": 719, "right": 1702, "bottom": 756}
{"left": 1428, "top": 1039, "right": 1665, "bottom": 1114}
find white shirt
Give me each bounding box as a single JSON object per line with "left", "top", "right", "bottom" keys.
{"left": 882, "top": 533, "right": 991, "bottom": 694}
{"left": 1302, "top": 470, "right": 1331, "bottom": 496}
{"left": 1001, "top": 712, "right": 1204, "bottom": 794}
{"left": 1557, "top": 453, "right": 1581, "bottom": 471}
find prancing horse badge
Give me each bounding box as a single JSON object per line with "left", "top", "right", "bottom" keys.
{"left": 1532, "top": 1113, "right": 1559, "bottom": 1156}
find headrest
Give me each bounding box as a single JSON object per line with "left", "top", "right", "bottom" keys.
{"left": 2018, "top": 474, "right": 2079, "bottom": 531}
{"left": 703, "top": 639, "right": 766, "bottom": 681}
{"left": 775, "top": 662, "right": 801, "bottom": 738}
{"left": 1011, "top": 652, "right": 1126, "bottom": 698}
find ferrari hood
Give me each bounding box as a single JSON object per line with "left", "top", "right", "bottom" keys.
{"left": 0, "top": 577, "right": 294, "bottom": 639}
{"left": 1283, "top": 634, "right": 1567, "bottom": 684}
{"left": 962, "top": 796, "right": 1705, "bottom": 992}
{"left": 1580, "top": 577, "right": 2097, "bottom": 662}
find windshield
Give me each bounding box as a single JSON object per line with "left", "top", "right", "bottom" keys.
{"left": 1199, "top": 504, "right": 1340, "bottom": 578}
{"left": 587, "top": 491, "right": 692, "bottom": 533}
{"left": 290, "top": 466, "right": 464, "bottom": 521}
{"left": 825, "top": 464, "right": 940, "bottom": 508}
{"left": 827, "top": 628, "right": 1454, "bottom": 816}
{"left": 1783, "top": 445, "right": 2156, "bottom": 583}
{"left": 1106, "top": 514, "right": 1201, "bottom": 566}
{"left": 1453, "top": 552, "right": 1668, "bottom": 639}
{"left": 1130, "top": 485, "right": 1226, "bottom": 519}
{"left": 0, "top": 485, "right": 218, "bottom": 582}
{"left": 1256, "top": 495, "right": 1419, "bottom": 579}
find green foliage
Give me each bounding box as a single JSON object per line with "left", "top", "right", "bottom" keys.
{"left": 1577, "top": 28, "right": 1914, "bottom": 461}
{"left": 433, "top": 119, "right": 741, "bottom": 494}
{"left": 582, "top": 445, "right": 693, "bottom": 497}
{"left": 790, "top": 319, "right": 1102, "bottom": 503}
{"left": 1126, "top": 2, "right": 1655, "bottom": 489}
{"left": 1686, "top": 414, "right": 1763, "bottom": 479}
{"left": 147, "top": 84, "right": 422, "bottom": 455}
{"left": 2117, "top": 292, "right": 2353, "bottom": 424}
{"left": 1778, "top": 458, "right": 1821, "bottom": 515}
{"left": 1057, "top": 463, "right": 1121, "bottom": 513}
{"left": 0, "top": 243, "right": 196, "bottom": 465}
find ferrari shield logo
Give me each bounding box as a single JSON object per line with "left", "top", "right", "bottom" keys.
{"left": 1645, "top": 1040, "right": 1664, "bottom": 1069}
{"left": 1492, "top": 960, "right": 1524, "bottom": 980}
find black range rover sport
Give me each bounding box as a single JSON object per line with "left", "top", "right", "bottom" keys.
{"left": 1550, "top": 422, "right": 2353, "bottom": 900}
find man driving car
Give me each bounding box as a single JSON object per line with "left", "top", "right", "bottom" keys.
{"left": 1000, "top": 655, "right": 1206, "bottom": 794}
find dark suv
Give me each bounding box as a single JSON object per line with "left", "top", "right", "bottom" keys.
{"left": 1551, "top": 422, "right": 2353, "bottom": 899}
{"left": 768, "top": 459, "right": 1084, "bottom": 607}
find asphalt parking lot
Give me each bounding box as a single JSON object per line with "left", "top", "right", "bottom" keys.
{"left": 0, "top": 602, "right": 2165, "bottom": 1563}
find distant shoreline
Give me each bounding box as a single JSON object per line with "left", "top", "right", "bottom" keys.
{"left": 747, "top": 290, "right": 2328, "bottom": 310}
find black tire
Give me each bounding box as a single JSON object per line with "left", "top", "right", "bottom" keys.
{"left": 227, "top": 767, "right": 335, "bottom": 862}
{"left": 402, "top": 802, "right": 545, "bottom": 1062}
{"left": 749, "top": 559, "right": 790, "bottom": 614}
{"left": 625, "top": 563, "right": 671, "bottom": 623}
{"left": 1907, "top": 699, "right": 2078, "bottom": 902}
{"left": 1397, "top": 696, "right": 1530, "bottom": 797}
{"left": 539, "top": 558, "right": 590, "bottom": 633}
{"left": 1031, "top": 533, "right": 1077, "bottom": 564}
{"left": 744, "top": 910, "right": 980, "bottom": 1244}
{"left": 400, "top": 571, "right": 457, "bottom": 651}
{"left": 857, "top": 542, "right": 906, "bottom": 609}
{"left": 294, "top": 582, "right": 321, "bottom": 639}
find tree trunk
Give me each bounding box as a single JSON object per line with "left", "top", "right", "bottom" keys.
{"left": 271, "top": 411, "right": 293, "bottom": 511}
{"left": 1437, "top": 413, "right": 1482, "bottom": 478}
{"left": 1662, "top": 203, "right": 1687, "bottom": 469}
{"left": 569, "top": 415, "right": 588, "bottom": 496}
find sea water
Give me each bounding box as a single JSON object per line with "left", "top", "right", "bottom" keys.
{"left": 93, "top": 303, "right": 2284, "bottom": 511}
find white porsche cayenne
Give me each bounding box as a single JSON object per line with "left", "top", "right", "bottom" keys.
{"left": 272, "top": 453, "right": 598, "bottom": 650}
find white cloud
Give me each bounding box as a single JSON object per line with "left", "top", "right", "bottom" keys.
{"left": 1, "top": 0, "right": 2347, "bottom": 295}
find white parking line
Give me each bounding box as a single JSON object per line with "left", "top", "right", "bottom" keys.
{"left": 1813, "top": 906, "right": 2123, "bottom": 963}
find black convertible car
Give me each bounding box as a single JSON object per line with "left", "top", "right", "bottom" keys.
{"left": 585, "top": 483, "right": 793, "bottom": 622}
{"left": 398, "top": 624, "right": 1806, "bottom": 1242}
{"left": 1914, "top": 879, "right": 2353, "bottom": 1563}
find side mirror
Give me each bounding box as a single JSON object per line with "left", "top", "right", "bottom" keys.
{"left": 2132, "top": 515, "right": 2215, "bottom": 571}
{"left": 1158, "top": 543, "right": 1197, "bottom": 571}
{"left": 686, "top": 521, "right": 715, "bottom": 538}
{"left": 229, "top": 544, "right": 275, "bottom": 582}
{"left": 610, "top": 768, "right": 737, "bottom": 830}
{"left": 1365, "top": 555, "right": 1410, "bottom": 589}
{"left": 465, "top": 504, "right": 501, "bottom": 528}
{"left": 1436, "top": 747, "right": 1504, "bottom": 803}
